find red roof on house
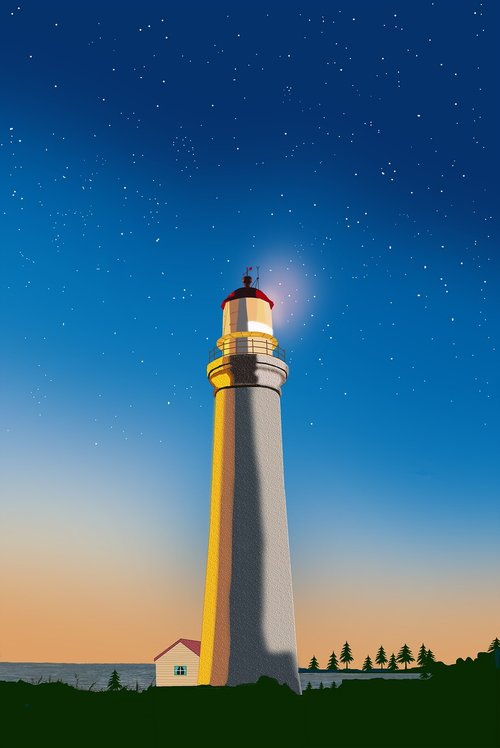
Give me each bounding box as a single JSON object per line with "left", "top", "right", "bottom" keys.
{"left": 221, "top": 286, "right": 274, "bottom": 310}
{"left": 154, "top": 638, "right": 201, "bottom": 661}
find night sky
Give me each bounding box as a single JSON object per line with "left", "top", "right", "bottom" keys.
{"left": 1, "top": 1, "right": 498, "bottom": 666}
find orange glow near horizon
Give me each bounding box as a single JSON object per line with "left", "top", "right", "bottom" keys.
{"left": 1, "top": 553, "right": 496, "bottom": 665}
{"left": 1, "top": 401, "right": 496, "bottom": 668}
{"left": 2, "top": 558, "right": 204, "bottom": 663}
{"left": 294, "top": 585, "right": 497, "bottom": 669}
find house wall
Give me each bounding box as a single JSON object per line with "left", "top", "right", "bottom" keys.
{"left": 156, "top": 642, "right": 200, "bottom": 687}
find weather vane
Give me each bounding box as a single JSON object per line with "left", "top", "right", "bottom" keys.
{"left": 243, "top": 265, "right": 260, "bottom": 289}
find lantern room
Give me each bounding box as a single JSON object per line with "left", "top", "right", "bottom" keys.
{"left": 217, "top": 274, "right": 277, "bottom": 356}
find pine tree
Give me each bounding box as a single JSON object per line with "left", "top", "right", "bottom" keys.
{"left": 318, "top": 681, "right": 324, "bottom": 690}
{"left": 326, "top": 651, "right": 339, "bottom": 670}
{"left": 387, "top": 653, "right": 398, "bottom": 671}
{"left": 340, "top": 641, "right": 353, "bottom": 670}
{"left": 362, "top": 655, "right": 373, "bottom": 672}
{"left": 308, "top": 655, "right": 319, "bottom": 671}
{"left": 305, "top": 681, "right": 313, "bottom": 691}
{"left": 375, "top": 645, "right": 387, "bottom": 669}
{"left": 417, "top": 643, "right": 428, "bottom": 668}
{"left": 488, "top": 637, "right": 500, "bottom": 668}
{"left": 107, "top": 669, "right": 122, "bottom": 691}
{"left": 425, "top": 649, "right": 436, "bottom": 668}
{"left": 396, "top": 644, "right": 415, "bottom": 670}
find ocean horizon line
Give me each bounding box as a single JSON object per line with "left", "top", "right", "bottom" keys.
{"left": 0, "top": 660, "right": 152, "bottom": 665}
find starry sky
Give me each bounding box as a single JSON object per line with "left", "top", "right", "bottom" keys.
{"left": 1, "top": 1, "right": 498, "bottom": 667}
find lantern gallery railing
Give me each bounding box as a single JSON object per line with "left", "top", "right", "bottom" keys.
{"left": 208, "top": 339, "right": 286, "bottom": 363}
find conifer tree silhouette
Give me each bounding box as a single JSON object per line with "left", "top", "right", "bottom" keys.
{"left": 387, "top": 653, "right": 398, "bottom": 671}
{"left": 305, "top": 681, "right": 313, "bottom": 691}
{"left": 396, "top": 644, "right": 415, "bottom": 670}
{"left": 326, "top": 651, "right": 339, "bottom": 670}
{"left": 340, "top": 641, "right": 353, "bottom": 670}
{"left": 417, "top": 643, "right": 428, "bottom": 668}
{"left": 308, "top": 655, "right": 319, "bottom": 671}
{"left": 375, "top": 645, "right": 387, "bottom": 669}
{"left": 318, "top": 681, "right": 324, "bottom": 690}
{"left": 488, "top": 637, "right": 500, "bottom": 668}
{"left": 362, "top": 655, "right": 373, "bottom": 672}
{"left": 425, "top": 649, "right": 436, "bottom": 668}
{"left": 107, "top": 669, "right": 122, "bottom": 691}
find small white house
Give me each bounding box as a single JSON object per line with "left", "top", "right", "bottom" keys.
{"left": 154, "top": 638, "right": 200, "bottom": 687}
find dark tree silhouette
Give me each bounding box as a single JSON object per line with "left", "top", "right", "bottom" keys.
{"left": 308, "top": 655, "right": 319, "bottom": 671}
{"left": 417, "top": 643, "right": 428, "bottom": 668}
{"left": 326, "top": 651, "right": 339, "bottom": 670}
{"left": 305, "top": 681, "right": 313, "bottom": 691}
{"left": 387, "top": 653, "right": 399, "bottom": 671}
{"left": 318, "top": 681, "right": 324, "bottom": 690}
{"left": 425, "top": 649, "right": 436, "bottom": 668}
{"left": 362, "top": 655, "right": 373, "bottom": 672}
{"left": 340, "top": 641, "right": 353, "bottom": 670}
{"left": 107, "top": 670, "right": 122, "bottom": 691}
{"left": 396, "top": 644, "right": 415, "bottom": 670}
{"left": 375, "top": 645, "right": 387, "bottom": 669}
{"left": 488, "top": 637, "right": 500, "bottom": 668}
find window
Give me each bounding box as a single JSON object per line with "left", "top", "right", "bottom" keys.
{"left": 174, "top": 665, "right": 187, "bottom": 676}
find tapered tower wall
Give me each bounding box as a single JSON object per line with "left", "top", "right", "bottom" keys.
{"left": 199, "top": 282, "right": 300, "bottom": 693}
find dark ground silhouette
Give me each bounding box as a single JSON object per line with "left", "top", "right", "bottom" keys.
{"left": 1, "top": 649, "right": 499, "bottom": 747}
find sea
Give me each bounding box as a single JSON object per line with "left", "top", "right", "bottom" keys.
{"left": 0, "top": 664, "right": 424, "bottom": 691}
{"left": 0, "top": 662, "right": 155, "bottom": 691}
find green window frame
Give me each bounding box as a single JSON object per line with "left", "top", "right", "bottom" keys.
{"left": 174, "top": 665, "right": 187, "bottom": 676}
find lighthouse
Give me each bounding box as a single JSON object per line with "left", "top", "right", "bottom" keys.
{"left": 198, "top": 272, "right": 301, "bottom": 693}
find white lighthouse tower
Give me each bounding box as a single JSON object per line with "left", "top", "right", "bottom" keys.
{"left": 198, "top": 271, "right": 301, "bottom": 693}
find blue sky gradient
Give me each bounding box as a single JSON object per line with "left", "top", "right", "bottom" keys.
{"left": 1, "top": 1, "right": 498, "bottom": 664}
